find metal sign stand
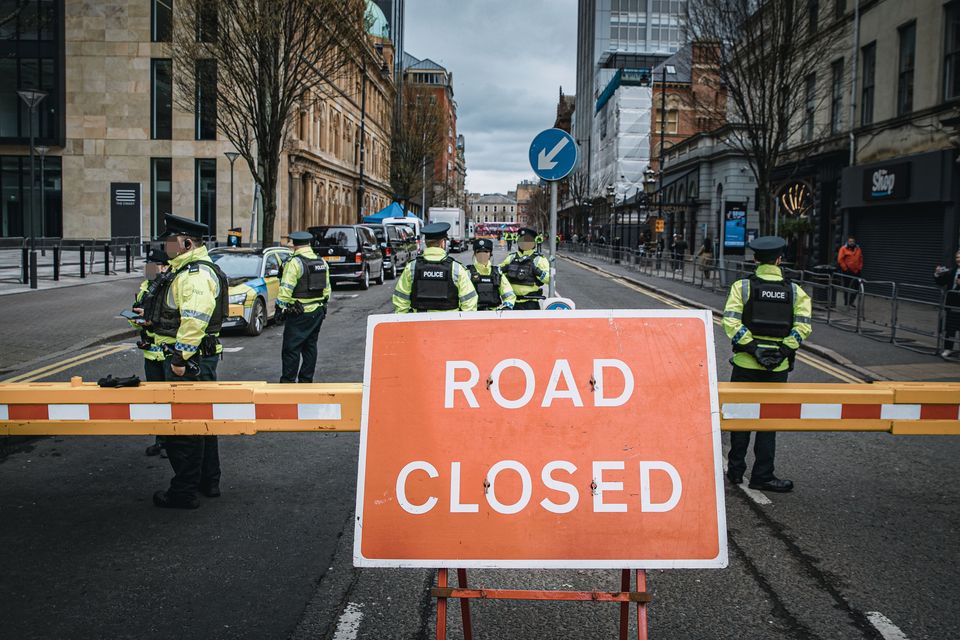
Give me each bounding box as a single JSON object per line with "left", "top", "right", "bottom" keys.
{"left": 431, "top": 568, "right": 651, "bottom": 640}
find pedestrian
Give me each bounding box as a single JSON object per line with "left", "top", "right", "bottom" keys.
{"left": 837, "top": 235, "right": 863, "bottom": 307}
{"left": 934, "top": 249, "right": 960, "bottom": 358}
{"left": 722, "top": 236, "right": 813, "bottom": 493}
{"left": 393, "top": 222, "right": 477, "bottom": 313}
{"left": 132, "top": 248, "right": 173, "bottom": 458}
{"left": 467, "top": 238, "right": 515, "bottom": 310}
{"left": 696, "top": 236, "right": 714, "bottom": 280}
{"left": 655, "top": 236, "right": 664, "bottom": 270}
{"left": 147, "top": 214, "right": 229, "bottom": 509}
{"left": 671, "top": 234, "right": 688, "bottom": 272}
{"left": 506, "top": 232, "right": 514, "bottom": 251}
{"left": 500, "top": 227, "right": 551, "bottom": 310}
{"left": 277, "top": 231, "right": 331, "bottom": 383}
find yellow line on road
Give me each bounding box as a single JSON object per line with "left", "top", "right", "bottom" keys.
{"left": 4, "top": 344, "right": 132, "bottom": 383}
{"left": 562, "top": 257, "right": 863, "bottom": 384}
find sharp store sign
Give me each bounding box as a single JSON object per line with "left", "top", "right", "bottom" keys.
{"left": 863, "top": 163, "right": 910, "bottom": 201}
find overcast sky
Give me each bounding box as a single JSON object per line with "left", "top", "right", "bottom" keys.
{"left": 405, "top": 0, "right": 577, "bottom": 196}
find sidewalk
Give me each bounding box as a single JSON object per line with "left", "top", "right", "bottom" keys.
{"left": 0, "top": 248, "right": 144, "bottom": 296}
{"left": 0, "top": 276, "right": 142, "bottom": 374}
{"left": 562, "top": 252, "right": 960, "bottom": 382}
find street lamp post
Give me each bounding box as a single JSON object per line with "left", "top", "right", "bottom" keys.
{"left": 18, "top": 89, "right": 47, "bottom": 289}
{"left": 35, "top": 145, "right": 49, "bottom": 243}
{"left": 224, "top": 151, "right": 239, "bottom": 230}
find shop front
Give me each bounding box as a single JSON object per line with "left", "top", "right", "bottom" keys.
{"left": 840, "top": 149, "right": 959, "bottom": 286}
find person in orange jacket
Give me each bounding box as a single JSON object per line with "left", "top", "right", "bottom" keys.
{"left": 837, "top": 236, "right": 863, "bottom": 307}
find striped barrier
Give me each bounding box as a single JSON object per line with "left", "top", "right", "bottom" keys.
{"left": 0, "top": 378, "right": 957, "bottom": 436}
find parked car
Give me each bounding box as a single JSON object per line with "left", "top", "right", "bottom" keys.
{"left": 308, "top": 225, "right": 384, "bottom": 289}
{"left": 384, "top": 217, "right": 424, "bottom": 254}
{"left": 208, "top": 246, "right": 293, "bottom": 336}
{"left": 364, "top": 223, "right": 415, "bottom": 279}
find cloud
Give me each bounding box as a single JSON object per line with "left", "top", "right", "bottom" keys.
{"left": 404, "top": 0, "right": 577, "bottom": 194}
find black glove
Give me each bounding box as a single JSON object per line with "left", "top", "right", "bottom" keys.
{"left": 275, "top": 303, "right": 287, "bottom": 323}
{"left": 97, "top": 374, "right": 141, "bottom": 388}
{"left": 735, "top": 340, "right": 758, "bottom": 356}
{"left": 755, "top": 347, "right": 787, "bottom": 371}
{"left": 779, "top": 344, "right": 797, "bottom": 371}
{"left": 170, "top": 350, "right": 201, "bottom": 377}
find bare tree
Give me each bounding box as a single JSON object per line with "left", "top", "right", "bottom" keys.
{"left": 526, "top": 184, "right": 551, "bottom": 233}
{"left": 563, "top": 170, "right": 590, "bottom": 234}
{"left": 686, "top": 0, "right": 840, "bottom": 233}
{"left": 390, "top": 86, "right": 447, "bottom": 214}
{"left": 169, "top": 0, "right": 370, "bottom": 246}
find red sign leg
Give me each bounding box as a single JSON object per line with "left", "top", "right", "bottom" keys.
{"left": 619, "top": 569, "right": 631, "bottom": 640}
{"left": 457, "top": 568, "right": 474, "bottom": 640}
{"left": 636, "top": 570, "right": 648, "bottom": 640}
{"left": 436, "top": 568, "right": 448, "bottom": 640}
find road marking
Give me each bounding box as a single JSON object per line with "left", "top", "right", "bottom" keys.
{"left": 563, "top": 258, "right": 863, "bottom": 384}
{"left": 221, "top": 346, "right": 245, "bottom": 353}
{"left": 4, "top": 344, "right": 132, "bottom": 383}
{"left": 335, "top": 294, "right": 360, "bottom": 299}
{"left": 723, "top": 461, "right": 773, "bottom": 505}
{"left": 866, "top": 612, "right": 910, "bottom": 640}
{"left": 331, "top": 602, "right": 364, "bottom": 640}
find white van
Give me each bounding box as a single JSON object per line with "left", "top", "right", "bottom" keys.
{"left": 383, "top": 216, "right": 424, "bottom": 254}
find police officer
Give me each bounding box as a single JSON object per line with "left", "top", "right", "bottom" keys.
{"left": 723, "top": 236, "right": 812, "bottom": 493}
{"left": 393, "top": 222, "right": 477, "bottom": 313}
{"left": 277, "top": 231, "right": 331, "bottom": 383}
{"left": 467, "top": 238, "right": 515, "bottom": 310}
{"left": 500, "top": 227, "right": 551, "bottom": 310}
{"left": 149, "top": 214, "right": 229, "bottom": 509}
{"left": 131, "top": 249, "right": 174, "bottom": 457}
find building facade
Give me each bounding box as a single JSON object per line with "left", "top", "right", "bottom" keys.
{"left": 466, "top": 192, "right": 517, "bottom": 236}
{"left": 0, "top": 0, "right": 394, "bottom": 244}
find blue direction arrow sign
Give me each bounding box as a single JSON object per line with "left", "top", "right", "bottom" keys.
{"left": 529, "top": 128, "right": 578, "bottom": 182}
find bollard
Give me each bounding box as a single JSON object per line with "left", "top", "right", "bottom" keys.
{"left": 79, "top": 245, "right": 86, "bottom": 278}
{"left": 125, "top": 244, "right": 131, "bottom": 273}
{"left": 53, "top": 246, "right": 60, "bottom": 281}
{"left": 103, "top": 244, "right": 110, "bottom": 276}
{"left": 21, "top": 247, "right": 28, "bottom": 284}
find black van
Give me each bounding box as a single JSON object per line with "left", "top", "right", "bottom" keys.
{"left": 363, "top": 223, "right": 415, "bottom": 279}
{"left": 308, "top": 225, "right": 384, "bottom": 290}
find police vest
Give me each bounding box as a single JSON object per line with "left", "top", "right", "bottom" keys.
{"left": 742, "top": 276, "right": 794, "bottom": 338}
{"left": 504, "top": 253, "right": 542, "bottom": 287}
{"left": 290, "top": 255, "right": 329, "bottom": 299}
{"left": 467, "top": 264, "right": 501, "bottom": 310}
{"left": 149, "top": 260, "right": 229, "bottom": 337}
{"left": 410, "top": 256, "right": 459, "bottom": 312}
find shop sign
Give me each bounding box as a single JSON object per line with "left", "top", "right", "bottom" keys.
{"left": 862, "top": 163, "right": 910, "bottom": 201}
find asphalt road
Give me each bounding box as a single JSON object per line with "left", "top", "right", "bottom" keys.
{"left": 1, "top": 255, "right": 958, "bottom": 640}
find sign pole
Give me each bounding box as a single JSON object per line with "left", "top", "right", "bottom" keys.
{"left": 549, "top": 180, "right": 558, "bottom": 297}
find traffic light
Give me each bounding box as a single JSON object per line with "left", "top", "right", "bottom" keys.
{"left": 654, "top": 218, "right": 665, "bottom": 233}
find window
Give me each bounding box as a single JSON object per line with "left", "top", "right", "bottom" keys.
{"left": 264, "top": 253, "right": 280, "bottom": 276}
{"left": 830, "top": 59, "right": 843, "bottom": 133}
{"left": 803, "top": 73, "right": 816, "bottom": 141}
{"left": 151, "top": 59, "right": 172, "bottom": 139}
{"left": 945, "top": 1, "right": 960, "bottom": 100}
{"left": 195, "top": 159, "right": 217, "bottom": 237}
{"left": 195, "top": 59, "right": 217, "bottom": 140}
{"left": 897, "top": 22, "right": 916, "bottom": 115}
{"left": 660, "top": 108, "right": 679, "bottom": 134}
{"left": 860, "top": 42, "right": 876, "bottom": 125}
{"left": 196, "top": 1, "right": 218, "bottom": 43}
{"left": 0, "top": 155, "right": 62, "bottom": 238}
{"left": 834, "top": 0, "right": 844, "bottom": 20}
{"left": 151, "top": 158, "right": 172, "bottom": 238}
{"left": 152, "top": 0, "right": 172, "bottom": 42}
{"left": 807, "top": 0, "right": 819, "bottom": 32}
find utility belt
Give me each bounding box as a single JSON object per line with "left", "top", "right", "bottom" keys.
{"left": 136, "top": 329, "right": 155, "bottom": 351}
{"left": 160, "top": 335, "right": 221, "bottom": 359}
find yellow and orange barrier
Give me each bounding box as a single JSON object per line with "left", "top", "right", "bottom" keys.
{"left": 0, "top": 378, "right": 957, "bottom": 436}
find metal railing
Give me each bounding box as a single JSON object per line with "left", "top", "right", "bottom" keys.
{"left": 0, "top": 236, "right": 147, "bottom": 285}
{"left": 560, "top": 241, "right": 960, "bottom": 362}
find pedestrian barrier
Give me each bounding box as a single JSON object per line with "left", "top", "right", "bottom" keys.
{"left": 1, "top": 379, "right": 957, "bottom": 436}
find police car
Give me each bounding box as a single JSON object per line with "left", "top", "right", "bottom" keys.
{"left": 208, "top": 246, "right": 293, "bottom": 336}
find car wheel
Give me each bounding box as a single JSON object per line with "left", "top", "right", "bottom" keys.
{"left": 245, "top": 298, "right": 265, "bottom": 336}
{"left": 374, "top": 263, "right": 385, "bottom": 285}
{"left": 359, "top": 267, "right": 370, "bottom": 290}
{"left": 388, "top": 263, "right": 397, "bottom": 279}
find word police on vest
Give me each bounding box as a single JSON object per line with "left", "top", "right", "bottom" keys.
{"left": 423, "top": 270, "right": 446, "bottom": 279}
{"left": 444, "top": 358, "right": 635, "bottom": 409}
{"left": 759, "top": 289, "right": 787, "bottom": 300}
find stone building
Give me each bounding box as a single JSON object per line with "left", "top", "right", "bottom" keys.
{"left": 466, "top": 192, "right": 516, "bottom": 236}
{"left": 0, "top": 0, "right": 394, "bottom": 244}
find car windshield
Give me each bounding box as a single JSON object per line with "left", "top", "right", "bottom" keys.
{"left": 371, "top": 227, "right": 386, "bottom": 242}
{"left": 315, "top": 227, "right": 358, "bottom": 251}
{"left": 209, "top": 253, "right": 262, "bottom": 279}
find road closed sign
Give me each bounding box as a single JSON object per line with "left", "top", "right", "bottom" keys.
{"left": 354, "top": 310, "right": 727, "bottom": 569}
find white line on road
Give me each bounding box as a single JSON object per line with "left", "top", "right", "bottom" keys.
{"left": 723, "top": 461, "right": 773, "bottom": 505}
{"left": 220, "top": 347, "right": 245, "bottom": 353}
{"left": 866, "top": 612, "right": 910, "bottom": 640}
{"left": 332, "top": 602, "right": 364, "bottom": 640}
{"left": 335, "top": 294, "right": 360, "bottom": 299}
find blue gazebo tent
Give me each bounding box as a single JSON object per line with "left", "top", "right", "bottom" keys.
{"left": 362, "top": 202, "right": 418, "bottom": 223}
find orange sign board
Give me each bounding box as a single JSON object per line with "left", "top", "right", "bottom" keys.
{"left": 355, "top": 311, "right": 727, "bottom": 569}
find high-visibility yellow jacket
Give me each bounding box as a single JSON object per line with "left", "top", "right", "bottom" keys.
{"left": 392, "top": 247, "right": 477, "bottom": 313}
{"left": 469, "top": 260, "right": 516, "bottom": 309}
{"left": 499, "top": 249, "right": 550, "bottom": 301}
{"left": 278, "top": 246, "right": 331, "bottom": 314}
{"left": 166, "top": 245, "right": 223, "bottom": 360}
{"left": 131, "top": 280, "right": 174, "bottom": 361}
{"left": 723, "top": 264, "right": 813, "bottom": 371}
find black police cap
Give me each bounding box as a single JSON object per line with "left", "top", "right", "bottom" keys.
{"left": 158, "top": 213, "right": 209, "bottom": 239}
{"left": 288, "top": 231, "right": 313, "bottom": 245}
{"left": 749, "top": 236, "right": 786, "bottom": 261}
{"left": 518, "top": 227, "right": 538, "bottom": 239}
{"left": 423, "top": 222, "right": 450, "bottom": 240}
{"left": 473, "top": 238, "right": 493, "bottom": 252}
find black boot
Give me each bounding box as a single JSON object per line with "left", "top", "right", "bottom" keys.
{"left": 153, "top": 490, "right": 199, "bottom": 509}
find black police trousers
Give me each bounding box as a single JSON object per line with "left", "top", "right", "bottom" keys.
{"left": 281, "top": 306, "right": 325, "bottom": 383}
{"left": 727, "top": 365, "right": 789, "bottom": 482}
{"left": 162, "top": 354, "right": 221, "bottom": 500}
{"left": 144, "top": 358, "right": 166, "bottom": 449}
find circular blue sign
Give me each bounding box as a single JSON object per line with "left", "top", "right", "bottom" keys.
{"left": 528, "top": 128, "right": 578, "bottom": 182}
